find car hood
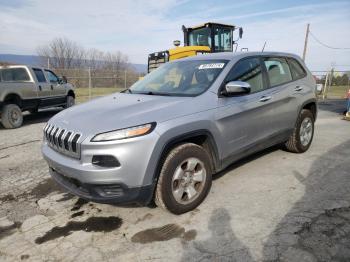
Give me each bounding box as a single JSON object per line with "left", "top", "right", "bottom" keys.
{"left": 49, "top": 93, "right": 205, "bottom": 135}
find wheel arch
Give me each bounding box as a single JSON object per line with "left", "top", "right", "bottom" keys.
{"left": 301, "top": 99, "right": 317, "bottom": 121}
{"left": 152, "top": 130, "right": 220, "bottom": 182}
{"left": 3, "top": 93, "right": 22, "bottom": 108}
{"left": 67, "top": 89, "right": 75, "bottom": 98}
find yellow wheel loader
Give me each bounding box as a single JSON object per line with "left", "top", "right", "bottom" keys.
{"left": 148, "top": 22, "right": 243, "bottom": 73}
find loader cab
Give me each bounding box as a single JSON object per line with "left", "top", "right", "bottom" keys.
{"left": 147, "top": 22, "right": 242, "bottom": 73}
{"left": 183, "top": 22, "right": 237, "bottom": 53}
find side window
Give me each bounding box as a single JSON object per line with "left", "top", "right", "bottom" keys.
{"left": 33, "top": 68, "right": 47, "bottom": 83}
{"left": 225, "top": 57, "right": 264, "bottom": 93}
{"left": 214, "top": 27, "right": 232, "bottom": 52}
{"left": 264, "top": 57, "right": 292, "bottom": 87}
{"left": 288, "top": 58, "right": 306, "bottom": 80}
{"left": 0, "top": 68, "right": 30, "bottom": 82}
{"left": 45, "top": 70, "right": 59, "bottom": 83}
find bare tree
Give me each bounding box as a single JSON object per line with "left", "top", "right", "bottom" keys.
{"left": 37, "top": 37, "right": 85, "bottom": 69}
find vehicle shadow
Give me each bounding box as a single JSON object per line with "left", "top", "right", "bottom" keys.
{"left": 213, "top": 145, "right": 281, "bottom": 181}
{"left": 261, "top": 140, "right": 350, "bottom": 261}
{"left": 0, "top": 108, "right": 61, "bottom": 130}
{"left": 181, "top": 208, "right": 254, "bottom": 261}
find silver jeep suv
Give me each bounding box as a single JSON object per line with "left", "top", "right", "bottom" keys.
{"left": 42, "top": 52, "right": 317, "bottom": 214}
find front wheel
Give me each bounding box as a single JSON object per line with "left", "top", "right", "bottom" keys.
{"left": 284, "top": 109, "right": 314, "bottom": 153}
{"left": 155, "top": 143, "right": 212, "bottom": 214}
{"left": 1, "top": 104, "right": 23, "bottom": 129}
{"left": 64, "top": 95, "right": 75, "bottom": 109}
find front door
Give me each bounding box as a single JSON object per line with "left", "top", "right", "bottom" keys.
{"left": 215, "top": 57, "right": 274, "bottom": 162}
{"left": 44, "top": 70, "right": 66, "bottom": 97}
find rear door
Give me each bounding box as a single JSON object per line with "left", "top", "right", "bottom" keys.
{"left": 215, "top": 57, "right": 275, "bottom": 161}
{"left": 44, "top": 69, "right": 66, "bottom": 97}
{"left": 262, "top": 57, "right": 299, "bottom": 135}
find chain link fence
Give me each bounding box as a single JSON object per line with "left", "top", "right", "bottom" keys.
{"left": 52, "top": 68, "right": 350, "bottom": 103}
{"left": 53, "top": 68, "right": 144, "bottom": 103}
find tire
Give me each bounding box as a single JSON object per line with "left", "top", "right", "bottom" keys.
{"left": 1, "top": 104, "right": 23, "bottom": 129}
{"left": 155, "top": 143, "right": 212, "bottom": 214}
{"left": 64, "top": 95, "right": 75, "bottom": 109}
{"left": 284, "top": 109, "right": 314, "bottom": 153}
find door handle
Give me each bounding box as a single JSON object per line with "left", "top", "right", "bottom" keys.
{"left": 295, "top": 86, "right": 303, "bottom": 91}
{"left": 50, "top": 85, "right": 54, "bottom": 90}
{"left": 259, "top": 95, "right": 272, "bottom": 102}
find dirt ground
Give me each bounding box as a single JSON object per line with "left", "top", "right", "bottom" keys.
{"left": 0, "top": 99, "right": 349, "bottom": 261}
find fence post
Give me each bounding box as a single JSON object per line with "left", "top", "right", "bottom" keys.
{"left": 124, "top": 70, "right": 127, "bottom": 89}
{"left": 88, "top": 67, "right": 92, "bottom": 100}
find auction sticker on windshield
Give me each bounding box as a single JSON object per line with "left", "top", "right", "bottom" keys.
{"left": 198, "top": 63, "right": 225, "bottom": 69}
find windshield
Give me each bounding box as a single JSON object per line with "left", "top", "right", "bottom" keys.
{"left": 129, "top": 60, "right": 228, "bottom": 97}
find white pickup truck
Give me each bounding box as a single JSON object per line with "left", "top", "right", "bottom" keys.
{"left": 0, "top": 65, "right": 75, "bottom": 128}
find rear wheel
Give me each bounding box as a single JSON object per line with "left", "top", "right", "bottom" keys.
{"left": 1, "top": 104, "right": 23, "bottom": 129}
{"left": 155, "top": 143, "right": 212, "bottom": 214}
{"left": 284, "top": 109, "right": 314, "bottom": 153}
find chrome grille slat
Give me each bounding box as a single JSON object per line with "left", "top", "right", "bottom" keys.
{"left": 44, "top": 124, "right": 82, "bottom": 159}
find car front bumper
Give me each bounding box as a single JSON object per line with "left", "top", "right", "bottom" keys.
{"left": 41, "top": 131, "right": 160, "bottom": 205}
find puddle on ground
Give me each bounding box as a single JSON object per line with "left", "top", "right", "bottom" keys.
{"left": 0, "top": 221, "right": 22, "bottom": 240}
{"left": 56, "top": 193, "right": 75, "bottom": 202}
{"left": 28, "top": 178, "right": 62, "bottom": 199}
{"left": 0, "top": 179, "right": 62, "bottom": 204}
{"left": 71, "top": 211, "right": 84, "bottom": 218}
{"left": 0, "top": 194, "right": 16, "bottom": 203}
{"left": 35, "top": 216, "right": 122, "bottom": 244}
{"left": 20, "top": 254, "right": 30, "bottom": 260}
{"left": 131, "top": 224, "right": 197, "bottom": 244}
{"left": 71, "top": 198, "right": 88, "bottom": 211}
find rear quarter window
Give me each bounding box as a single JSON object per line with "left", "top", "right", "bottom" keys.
{"left": 288, "top": 58, "right": 307, "bottom": 80}
{"left": 0, "top": 68, "right": 30, "bottom": 82}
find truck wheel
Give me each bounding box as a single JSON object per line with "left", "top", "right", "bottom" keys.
{"left": 284, "top": 109, "right": 314, "bottom": 153}
{"left": 155, "top": 143, "right": 212, "bottom": 214}
{"left": 64, "top": 95, "right": 75, "bottom": 108}
{"left": 1, "top": 104, "right": 23, "bottom": 129}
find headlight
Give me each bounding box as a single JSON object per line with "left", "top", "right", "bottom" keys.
{"left": 91, "top": 123, "right": 156, "bottom": 142}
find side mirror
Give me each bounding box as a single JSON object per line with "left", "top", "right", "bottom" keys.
{"left": 239, "top": 27, "right": 243, "bottom": 39}
{"left": 222, "top": 81, "right": 251, "bottom": 96}
{"left": 61, "top": 76, "right": 67, "bottom": 84}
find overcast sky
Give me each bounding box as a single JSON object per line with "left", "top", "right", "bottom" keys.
{"left": 0, "top": 0, "right": 349, "bottom": 71}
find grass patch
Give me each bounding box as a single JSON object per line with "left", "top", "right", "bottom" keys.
{"left": 323, "top": 85, "right": 349, "bottom": 98}
{"left": 75, "top": 87, "right": 124, "bottom": 103}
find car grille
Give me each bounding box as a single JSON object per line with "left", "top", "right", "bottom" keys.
{"left": 44, "top": 124, "right": 82, "bottom": 159}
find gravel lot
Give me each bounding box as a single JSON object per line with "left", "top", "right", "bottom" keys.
{"left": 0, "top": 99, "right": 349, "bottom": 262}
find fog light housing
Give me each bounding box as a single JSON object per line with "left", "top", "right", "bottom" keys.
{"left": 92, "top": 155, "right": 120, "bottom": 168}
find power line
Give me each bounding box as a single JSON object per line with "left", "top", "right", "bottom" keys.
{"left": 309, "top": 31, "right": 350, "bottom": 50}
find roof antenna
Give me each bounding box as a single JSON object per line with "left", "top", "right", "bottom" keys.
{"left": 262, "top": 41, "right": 267, "bottom": 52}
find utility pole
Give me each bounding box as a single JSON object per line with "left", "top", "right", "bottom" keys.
{"left": 88, "top": 67, "right": 92, "bottom": 100}
{"left": 302, "top": 23, "right": 310, "bottom": 61}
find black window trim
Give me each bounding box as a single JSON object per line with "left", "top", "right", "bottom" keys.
{"left": 286, "top": 57, "right": 307, "bottom": 81}
{"left": 44, "top": 69, "right": 59, "bottom": 83}
{"left": 218, "top": 55, "right": 269, "bottom": 97}
{"left": 32, "top": 68, "right": 48, "bottom": 83}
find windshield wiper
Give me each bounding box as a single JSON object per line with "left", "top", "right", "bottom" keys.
{"left": 121, "top": 88, "right": 133, "bottom": 93}
{"left": 138, "top": 91, "right": 171, "bottom": 96}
